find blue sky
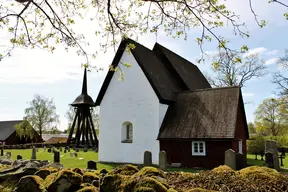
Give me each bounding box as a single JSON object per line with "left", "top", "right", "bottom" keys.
{"left": 0, "top": 0, "right": 287, "bottom": 130}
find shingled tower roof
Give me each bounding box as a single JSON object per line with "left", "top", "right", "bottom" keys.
{"left": 71, "top": 68, "right": 95, "bottom": 107}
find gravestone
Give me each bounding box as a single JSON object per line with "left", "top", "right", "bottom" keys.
{"left": 159, "top": 151, "right": 167, "bottom": 170}
{"left": 47, "top": 148, "right": 52, "bottom": 153}
{"left": 75, "top": 148, "right": 79, "bottom": 152}
{"left": 67, "top": 147, "right": 70, "bottom": 152}
{"left": 74, "top": 152, "right": 78, "bottom": 157}
{"left": 83, "top": 147, "right": 88, "bottom": 152}
{"left": 87, "top": 160, "right": 97, "bottom": 170}
{"left": 224, "top": 149, "right": 236, "bottom": 170}
{"left": 17, "top": 155, "right": 22, "bottom": 160}
{"left": 64, "top": 150, "right": 67, "bottom": 153}
{"left": 236, "top": 153, "right": 244, "bottom": 170}
{"left": 59, "top": 147, "right": 62, "bottom": 152}
{"left": 70, "top": 153, "right": 74, "bottom": 157}
{"left": 265, "top": 152, "right": 274, "bottom": 168}
{"left": 54, "top": 151, "right": 60, "bottom": 163}
{"left": 265, "top": 140, "right": 280, "bottom": 171}
{"left": 43, "top": 146, "right": 46, "bottom": 151}
{"left": 1, "top": 149, "right": 3, "bottom": 156}
{"left": 144, "top": 151, "right": 152, "bottom": 166}
{"left": 31, "top": 147, "right": 36, "bottom": 160}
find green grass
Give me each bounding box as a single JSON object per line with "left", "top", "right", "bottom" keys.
{"left": 247, "top": 153, "right": 288, "bottom": 172}
{"left": 4, "top": 148, "right": 118, "bottom": 170}
{"left": 3, "top": 149, "right": 288, "bottom": 173}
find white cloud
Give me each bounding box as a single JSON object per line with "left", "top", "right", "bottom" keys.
{"left": 242, "top": 93, "right": 255, "bottom": 97}
{"left": 0, "top": 97, "right": 8, "bottom": 100}
{"left": 243, "top": 47, "right": 268, "bottom": 57}
{"left": 265, "top": 57, "right": 279, "bottom": 65}
{"left": 266, "top": 50, "right": 279, "bottom": 56}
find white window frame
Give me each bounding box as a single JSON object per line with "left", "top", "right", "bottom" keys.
{"left": 238, "top": 139, "right": 243, "bottom": 154}
{"left": 121, "top": 122, "right": 133, "bottom": 143}
{"left": 192, "top": 141, "right": 206, "bottom": 156}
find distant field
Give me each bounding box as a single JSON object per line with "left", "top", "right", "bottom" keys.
{"left": 3, "top": 148, "right": 288, "bottom": 172}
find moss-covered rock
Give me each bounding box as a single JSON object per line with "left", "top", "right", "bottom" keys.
{"left": 110, "top": 164, "right": 139, "bottom": 176}
{"left": 134, "top": 186, "right": 156, "bottom": 192}
{"left": 45, "top": 169, "right": 83, "bottom": 192}
{"left": 167, "top": 188, "right": 178, "bottom": 192}
{"left": 72, "top": 167, "right": 85, "bottom": 175}
{"left": 35, "top": 167, "right": 58, "bottom": 180}
{"left": 211, "top": 165, "right": 235, "bottom": 174}
{"left": 100, "top": 174, "right": 128, "bottom": 192}
{"left": 0, "top": 164, "right": 11, "bottom": 172}
{"left": 99, "top": 168, "right": 109, "bottom": 174}
{"left": 83, "top": 172, "right": 99, "bottom": 184}
{"left": 13, "top": 175, "right": 46, "bottom": 192}
{"left": 125, "top": 176, "right": 168, "bottom": 192}
{"left": 238, "top": 166, "right": 280, "bottom": 179}
{"left": 134, "top": 166, "right": 165, "bottom": 178}
{"left": 77, "top": 186, "right": 99, "bottom": 192}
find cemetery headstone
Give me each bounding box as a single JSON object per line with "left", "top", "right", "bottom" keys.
{"left": 64, "top": 149, "right": 67, "bottom": 153}
{"left": 48, "top": 148, "right": 52, "bottom": 153}
{"left": 83, "top": 147, "right": 88, "bottom": 152}
{"left": 265, "top": 140, "right": 280, "bottom": 171}
{"left": 31, "top": 147, "right": 36, "bottom": 160}
{"left": 236, "top": 153, "right": 244, "bottom": 170}
{"left": 1, "top": 149, "right": 3, "bottom": 156}
{"left": 74, "top": 152, "right": 78, "bottom": 158}
{"left": 17, "top": 155, "right": 22, "bottom": 160}
{"left": 75, "top": 148, "right": 79, "bottom": 152}
{"left": 265, "top": 152, "right": 274, "bottom": 168}
{"left": 159, "top": 151, "right": 167, "bottom": 170}
{"left": 70, "top": 153, "right": 74, "bottom": 157}
{"left": 87, "top": 160, "right": 97, "bottom": 170}
{"left": 59, "top": 147, "right": 62, "bottom": 152}
{"left": 43, "top": 146, "right": 46, "bottom": 151}
{"left": 68, "top": 147, "right": 70, "bottom": 152}
{"left": 144, "top": 151, "right": 152, "bottom": 166}
{"left": 224, "top": 149, "right": 236, "bottom": 170}
{"left": 54, "top": 151, "right": 60, "bottom": 163}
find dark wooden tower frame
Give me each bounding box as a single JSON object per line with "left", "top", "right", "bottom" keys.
{"left": 66, "top": 68, "right": 98, "bottom": 148}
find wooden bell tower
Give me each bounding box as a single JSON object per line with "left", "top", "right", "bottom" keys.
{"left": 66, "top": 68, "right": 98, "bottom": 148}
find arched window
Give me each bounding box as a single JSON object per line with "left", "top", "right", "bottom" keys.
{"left": 121, "top": 122, "right": 133, "bottom": 143}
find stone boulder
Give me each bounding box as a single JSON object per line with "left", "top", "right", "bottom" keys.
{"left": 13, "top": 175, "right": 46, "bottom": 192}
{"left": 83, "top": 172, "right": 99, "bottom": 184}
{"left": 45, "top": 169, "right": 83, "bottom": 192}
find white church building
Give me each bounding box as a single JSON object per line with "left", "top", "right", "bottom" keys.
{"left": 95, "top": 38, "right": 248, "bottom": 167}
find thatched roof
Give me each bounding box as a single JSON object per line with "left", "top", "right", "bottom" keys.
{"left": 95, "top": 38, "right": 211, "bottom": 105}
{"left": 158, "top": 86, "right": 245, "bottom": 139}
{"left": 0, "top": 120, "right": 23, "bottom": 141}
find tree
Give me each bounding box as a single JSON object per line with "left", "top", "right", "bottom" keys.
{"left": 206, "top": 52, "right": 267, "bottom": 88}
{"left": 254, "top": 97, "right": 288, "bottom": 136}
{"left": 64, "top": 106, "right": 99, "bottom": 134}
{"left": 273, "top": 49, "right": 288, "bottom": 95}
{"left": 14, "top": 119, "right": 37, "bottom": 141}
{"left": 1, "top": 0, "right": 287, "bottom": 65}
{"left": 248, "top": 122, "right": 256, "bottom": 134}
{"left": 24, "top": 94, "right": 60, "bottom": 137}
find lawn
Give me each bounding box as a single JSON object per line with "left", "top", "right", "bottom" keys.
{"left": 3, "top": 148, "right": 288, "bottom": 172}
{"left": 4, "top": 148, "right": 119, "bottom": 170}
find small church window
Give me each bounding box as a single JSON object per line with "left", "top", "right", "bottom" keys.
{"left": 121, "top": 122, "right": 133, "bottom": 143}
{"left": 192, "top": 141, "right": 206, "bottom": 156}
